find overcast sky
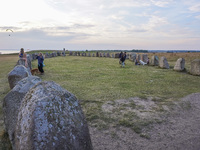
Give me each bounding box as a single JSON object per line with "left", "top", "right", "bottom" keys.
{"left": 0, "top": 0, "right": 200, "bottom": 52}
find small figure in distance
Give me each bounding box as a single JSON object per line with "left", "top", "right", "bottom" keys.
{"left": 36, "top": 53, "right": 45, "bottom": 75}
{"left": 120, "top": 53, "right": 126, "bottom": 68}
{"left": 19, "top": 48, "right": 28, "bottom": 67}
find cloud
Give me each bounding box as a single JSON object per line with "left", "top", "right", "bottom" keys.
{"left": 150, "top": 0, "right": 174, "bottom": 7}
{"left": 189, "top": 3, "right": 200, "bottom": 12}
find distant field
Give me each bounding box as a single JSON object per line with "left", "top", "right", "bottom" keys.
{"left": 0, "top": 52, "right": 200, "bottom": 149}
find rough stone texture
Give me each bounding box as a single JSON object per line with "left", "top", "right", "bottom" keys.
{"left": 3, "top": 76, "right": 42, "bottom": 146}
{"left": 159, "top": 56, "right": 169, "bottom": 69}
{"left": 129, "top": 53, "right": 137, "bottom": 62}
{"left": 14, "top": 81, "right": 93, "bottom": 150}
{"left": 16, "top": 56, "right": 32, "bottom": 70}
{"left": 115, "top": 53, "right": 119, "bottom": 58}
{"left": 136, "top": 54, "right": 141, "bottom": 61}
{"left": 150, "top": 55, "right": 159, "bottom": 66}
{"left": 99, "top": 53, "right": 102, "bottom": 57}
{"left": 142, "top": 54, "right": 148, "bottom": 63}
{"left": 96, "top": 52, "right": 99, "bottom": 57}
{"left": 57, "top": 51, "right": 61, "bottom": 56}
{"left": 8, "top": 65, "right": 30, "bottom": 89}
{"left": 106, "top": 53, "right": 111, "bottom": 58}
{"left": 190, "top": 59, "right": 200, "bottom": 76}
{"left": 174, "top": 58, "right": 185, "bottom": 71}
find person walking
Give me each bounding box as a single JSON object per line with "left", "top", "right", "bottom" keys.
{"left": 36, "top": 53, "right": 44, "bottom": 74}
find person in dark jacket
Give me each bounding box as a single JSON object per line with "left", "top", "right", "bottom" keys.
{"left": 119, "top": 51, "right": 123, "bottom": 64}
{"left": 120, "top": 53, "right": 126, "bottom": 67}
{"left": 36, "top": 53, "right": 44, "bottom": 74}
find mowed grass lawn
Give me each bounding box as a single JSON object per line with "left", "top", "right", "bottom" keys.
{"left": 0, "top": 54, "right": 200, "bottom": 132}
{"left": 32, "top": 55, "right": 200, "bottom": 101}
{"left": 31, "top": 55, "right": 200, "bottom": 126}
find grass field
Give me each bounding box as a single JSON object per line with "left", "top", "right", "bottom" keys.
{"left": 0, "top": 52, "right": 200, "bottom": 149}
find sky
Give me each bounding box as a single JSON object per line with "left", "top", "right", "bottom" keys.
{"left": 0, "top": 0, "right": 200, "bottom": 53}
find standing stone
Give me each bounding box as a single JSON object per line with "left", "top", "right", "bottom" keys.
{"left": 106, "top": 53, "right": 110, "bottom": 58}
{"left": 99, "top": 52, "right": 102, "bottom": 57}
{"left": 150, "top": 55, "right": 159, "bottom": 66}
{"left": 14, "top": 81, "right": 93, "bottom": 150}
{"left": 136, "top": 54, "right": 141, "bottom": 61}
{"left": 69, "top": 51, "right": 73, "bottom": 56}
{"left": 103, "top": 53, "right": 106, "bottom": 57}
{"left": 92, "top": 53, "right": 95, "bottom": 57}
{"left": 174, "top": 58, "right": 185, "bottom": 71}
{"left": 190, "top": 59, "right": 200, "bottom": 76}
{"left": 3, "top": 76, "right": 42, "bottom": 147}
{"left": 142, "top": 54, "right": 148, "bottom": 63}
{"left": 96, "top": 52, "right": 99, "bottom": 57}
{"left": 88, "top": 53, "right": 91, "bottom": 57}
{"left": 16, "top": 56, "right": 32, "bottom": 70}
{"left": 8, "top": 65, "right": 30, "bottom": 89}
{"left": 115, "top": 53, "right": 119, "bottom": 58}
{"left": 112, "top": 54, "right": 114, "bottom": 58}
{"left": 78, "top": 52, "right": 80, "bottom": 56}
{"left": 159, "top": 56, "right": 169, "bottom": 69}
{"left": 129, "top": 53, "right": 137, "bottom": 62}
{"left": 57, "top": 51, "right": 61, "bottom": 56}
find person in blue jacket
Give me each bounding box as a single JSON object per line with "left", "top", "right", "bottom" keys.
{"left": 36, "top": 53, "right": 44, "bottom": 74}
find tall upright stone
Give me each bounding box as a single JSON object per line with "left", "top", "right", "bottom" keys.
{"left": 190, "top": 59, "right": 200, "bottom": 76}
{"left": 142, "top": 54, "right": 148, "bottom": 63}
{"left": 159, "top": 56, "right": 169, "bottom": 69}
{"left": 150, "top": 55, "right": 159, "bottom": 66}
{"left": 174, "top": 58, "right": 185, "bottom": 71}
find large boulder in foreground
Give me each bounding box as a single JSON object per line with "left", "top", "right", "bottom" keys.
{"left": 190, "top": 59, "right": 200, "bottom": 76}
{"left": 3, "top": 76, "right": 42, "bottom": 146}
{"left": 14, "top": 81, "right": 93, "bottom": 150}
{"left": 174, "top": 58, "right": 185, "bottom": 71}
{"left": 8, "top": 65, "right": 30, "bottom": 89}
{"left": 159, "top": 56, "right": 169, "bottom": 69}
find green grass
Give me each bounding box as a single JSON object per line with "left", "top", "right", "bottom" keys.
{"left": 0, "top": 54, "right": 200, "bottom": 148}
{"left": 32, "top": 56, "right": 200, "bottom": 101}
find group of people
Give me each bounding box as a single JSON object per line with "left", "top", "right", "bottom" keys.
{"left": 119, "top": 51, "right": 150, "bottom": 67}
{"left": 18, "top": 48, "right": 45, "bottom": 74}
{"left": 119, "top": 51, "right": 127, "bottom": 67}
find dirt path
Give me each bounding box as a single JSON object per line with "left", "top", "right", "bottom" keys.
{"left": 89, "top": 93, "right": 200, "bottom": 150}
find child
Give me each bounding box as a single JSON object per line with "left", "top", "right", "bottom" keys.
{"left": 36, "top": 53, "right": 44, "bottom": 74}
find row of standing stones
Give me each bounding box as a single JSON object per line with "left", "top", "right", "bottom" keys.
{"left": 3, "top": 51, "right": 199, "bottom": 149}
{"left": 4, "top": 54, "right": 93, "bottom": 150}
{"left": 67, "top": 51, "right": 200, "bottom": 75}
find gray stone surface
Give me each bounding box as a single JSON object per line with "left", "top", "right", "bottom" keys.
{"left": 174, "top": 58, "right": 185, "bottom": 71}
{"left": 150, "top": 55, "right": 159, "bottom": 66}
{"left": 3, "top": 76, "right": 42, "bottom": 147}
{"left": 142, "top": 54, "right": 148, "bottom": 63}
{"left": 14, "top": 81, "right": 93, "bottom": 150}
{"left": 8, "top": 65, "right": 30, "bottom": 89}
{"left": 159, "top": 56, "right": 169, "bottom": 69}
{"left": 190, "top": 59, "right": 200, "bottom": 76}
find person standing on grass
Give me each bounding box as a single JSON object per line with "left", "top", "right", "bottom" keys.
{"left": 36, "top": 53, "right": 44, "bottom": 74}
{"left": 119, "top": 51, "right": 123, "bottom": 64}
{"left": 120, "top": 53, "right": 126, "bottom": 68}
{"left": 19, "top": 48, "right": 28, "bottom": 67}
